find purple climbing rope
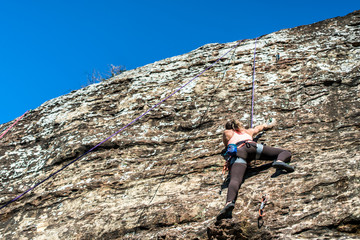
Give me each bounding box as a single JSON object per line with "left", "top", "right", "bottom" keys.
{"left": 0, "top": 40, "right": 243, "bottom": 211}
{"left": 0, "top": 110, "right": 29, "bottom": 140}
{"left": 251, "top": 37, "right": 258, "bottom": 128}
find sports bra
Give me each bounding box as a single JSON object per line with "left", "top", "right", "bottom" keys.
{"left": 228, "top": 130, "right": 253, "bottom": 145}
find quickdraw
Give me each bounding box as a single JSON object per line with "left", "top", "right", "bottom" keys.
{"left": 259, "top": 194, "right": 268, "bottom": 217}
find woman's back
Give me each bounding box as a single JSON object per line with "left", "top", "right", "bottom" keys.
{"left": 223, "top": 129, "right": 253, "bottom": 146}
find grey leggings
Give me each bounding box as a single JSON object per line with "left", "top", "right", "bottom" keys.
{"left": 226, "top": 143, "right": 291, "bottom": 203}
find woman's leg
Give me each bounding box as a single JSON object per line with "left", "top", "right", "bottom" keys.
{"left": 260, "top": 145, "right": 293, "bottom": 172}
{"left": 224, "top": 144, "right": 257, "bottom": 204}
{"left": 226, "top": 163, "right": 247, "bottom": 203}
{"left": 218, "top": 144, "right": 293, "bottom": 220}
{"left": 260, "top": 145, "right": 291, "bottom": 162}
{"left": 217, "top": 162, "right": 247, "bottom": 221}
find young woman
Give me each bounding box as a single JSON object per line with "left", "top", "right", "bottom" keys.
{"left": 217, "top": 119, "right": 294, "bottom": 221}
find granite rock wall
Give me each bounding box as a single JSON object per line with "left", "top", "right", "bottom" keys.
{"left": 0, "top": 10, "right": 359, "bottom": 240}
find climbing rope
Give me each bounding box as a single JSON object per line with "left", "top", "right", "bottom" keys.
{"left": 250, "top": 37, "right": 258, "bottom": 128}
{"left": 0, "top": 40, "right": 243, "bottom": 211}
{"left": 0, "top": 110, "right": 29, "bottom": 140}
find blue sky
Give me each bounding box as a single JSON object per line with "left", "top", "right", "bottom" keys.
{"left": 0, "top": 1, "right": 358, "bottom": 124}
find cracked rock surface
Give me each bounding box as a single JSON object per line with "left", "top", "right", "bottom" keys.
{"left": 0, "top": 10, "right": 359, "bottom": 240}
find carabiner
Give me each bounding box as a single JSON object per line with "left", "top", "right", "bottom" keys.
{"left": 258, "top": 195, "right": 268, "bottom": 217}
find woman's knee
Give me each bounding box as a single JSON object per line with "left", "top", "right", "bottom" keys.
{"left": 281, "top": 150, "right": 292, "bottom": 162}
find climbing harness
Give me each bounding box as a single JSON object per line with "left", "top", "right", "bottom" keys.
{"left": 0, "top": 41, "right": 244, "bottom": 211}
{"left": 221, "top": 140, "right": 262, "bottom": 172}
{"left": 0, "top": 110, "right": 29, "bottom": 140}
{"left": 219, "top": 137, "right": 265, "bottom": 194}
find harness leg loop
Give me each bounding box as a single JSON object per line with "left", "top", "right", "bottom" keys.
{"left": 255, "top": 143, "right": 263, "bottom": 160}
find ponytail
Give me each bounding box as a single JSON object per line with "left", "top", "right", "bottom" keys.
{"left": 225, "top": 119, "right": 244, "bottom": 131}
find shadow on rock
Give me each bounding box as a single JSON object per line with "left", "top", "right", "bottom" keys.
{"left": 208, "top": 218, "right": 273, "bottom": 240}
{"left": 270, "top": 169, "right": 288, "bottom": 178}
{"left": 246, "top": 162, "right": 292, "bottom": 179}
{"left": 244, "top": 162, "right": 273, "bottom": 180}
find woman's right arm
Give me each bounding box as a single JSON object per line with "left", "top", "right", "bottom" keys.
{"left": 247, "top": 119, "right": 277, "bottom": 137}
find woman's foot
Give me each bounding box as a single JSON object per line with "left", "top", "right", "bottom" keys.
{"left": 216, "top": 202, "right": 235, "bottom": 221}
{"left": 272, "top": 160, "right": 294, "bottom": 173}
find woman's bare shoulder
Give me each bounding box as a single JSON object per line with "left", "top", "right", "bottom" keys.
{"left": 223, "top": 129, "right": 234, "bottom": 140}
{"left": 222, "top": 129, "right": 234, "bottom": 146}
{"left": 223, "top": 129, "right": 234, "bottom": 136}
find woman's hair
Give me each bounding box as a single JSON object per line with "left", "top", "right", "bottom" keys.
{"left": 225, "top": 119, "right": 244, "bottom": 131}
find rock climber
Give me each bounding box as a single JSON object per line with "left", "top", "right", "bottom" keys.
{"left": 216, "top": 119, "right": 294, "bottom": 221}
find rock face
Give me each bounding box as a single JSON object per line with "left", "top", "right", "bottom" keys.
{"left": 0, "top": 10, "right": 359, "bottom": 240}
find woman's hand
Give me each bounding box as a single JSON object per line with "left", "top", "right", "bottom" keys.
{"left": 266, "top": 118, "right": 277, "bottom": 129}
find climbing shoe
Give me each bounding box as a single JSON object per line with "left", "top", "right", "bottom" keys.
{"left": 272, "top": 161, "right": 295, "bottom": 173}
{"left": 216, "top": 202, "right": 235, "bottom": 221}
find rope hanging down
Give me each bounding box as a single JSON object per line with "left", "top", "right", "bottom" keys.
{"left": 0, "top": 110, "right": 29, "bottom": 140}
{"left": 250, "top": 37, "right": 258, "bottom": 128}
{"left": 0, "top": 40, "right": 243, "bottom": 211}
